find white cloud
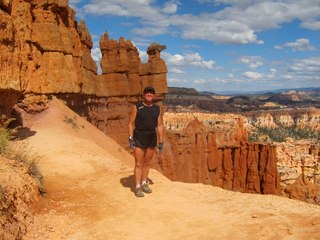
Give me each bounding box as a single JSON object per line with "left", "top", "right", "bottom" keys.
{"left": 171, "top": 15, "right": 263, "bottom": 44}
{"left": 214, "top": 1, "right": 320, "bottom": 32}
{"left": 263, "top": 57, "right": 320, "bottom": 85}
{"left": 163, "top": 52, "right": 215, "bottom": 69}
{"left": 202, "top": 60, "right": 216, "bottom": 69}
{"left": 173, "top": 1, "right": 319, "bottom": 44}
{"left": 162, "top": 1, "right": 179, "bottom": 14}
{"left": 77, "top": 0, "right": 320, "bottom": 45}
{"left": 168, "top": 78, "right": 188, "bottom": 84}
{"left": 213, "top": 77, "right": 228, "bottom": 83}
{"left": 169, "top": 67, "right": 185, "bottom": 74}
{"left": 288, "top": 57, "right": 320, "bottom": 73}
{"left": 83, "top": 0, "right": 165, "bottom": 19}
{"left": 300, "top": 20, "right": 320, "bottom": 30}
{"left": 132, "top": 26, "right": 168, "bottom": 37}
{"left": 91, "top": 47, "right": 102, "bottom": 62}
{"left": 193, "top": 79, "right": 206, "bottom": 84}
{"left": 90, "top": 47, "right": 102, "bottom": 74}
{"left": 227, "top": 73, "right": 234, "bottom": 79}
{"left": 243, "top": 71, "right": 263, "bottom": 80}
{"left": 138, "top": 50, "right": 148, "bottom": 63}
{"left": 275, "top": 38, "right": 316, "bottom": 52}
{"left": 238, "top": 56, "right": 264, "bottom": 68}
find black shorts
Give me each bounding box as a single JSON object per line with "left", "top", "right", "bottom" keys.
{"left": 133, "top": 129, "right": 157, "bottom": 148}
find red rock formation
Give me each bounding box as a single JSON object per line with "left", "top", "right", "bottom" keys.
{"left": 0, "top": 0, "right": 167, "bottom": 98}
{"left": 285, "top": 174, "right": 320, "bottom": 204}
{"left": 0, "top": 0, "right": 88, "bottom": 93}
{"left": 98, "top": 35, "right": 168, "bottom": 97}
{"left": 156, "top": 114, "right": 281, "bottom": 195}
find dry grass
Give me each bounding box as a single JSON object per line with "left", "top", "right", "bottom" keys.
{"left": 0, "top": 116, "right": 45, "bottom": 195}
{"left": 9, "top": 143, "right": 46, "bottom": 195}
{"left": 0, "top": 115, "right": 15, "bottom": 154}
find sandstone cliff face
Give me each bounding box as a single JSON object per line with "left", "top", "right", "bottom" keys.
{"left": 275, "top": 138, "right": 320, "bottom": 204}
{"left": 0, "top": 0, "right": 167, "bottom": 98}
{"left": 0, "top": 0, "right": 90, "bottom": 94}
{"left": 245, "top": 108, "right": 320, "bottom": 130}
{"left": 156, "top": 112, "right": 281, "bottom": 195}
{"left": 98, "top": 34, "right": 167, "bottom": 97}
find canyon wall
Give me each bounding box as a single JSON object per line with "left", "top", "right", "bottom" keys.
{"left": 157, "top": 113, "right": 281, "bottom": 195}
{"left": 275, "top": 139, "right": 320, "bottom": 203}
{"left": 0, "top": 0, "right": 167, "bottom": 96}
{"left": 245, "top": 108, "right": 320, "bottom": 130}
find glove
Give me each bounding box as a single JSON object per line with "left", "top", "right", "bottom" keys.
{"left": 129, "top": 137, "right": 135, "bottom": 149}
{"left": 158, "top": 142, "right": 164, "bottom": 153}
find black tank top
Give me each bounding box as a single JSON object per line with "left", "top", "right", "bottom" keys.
{"left": 135, "top": 102, "right": 160, "bottom": 131}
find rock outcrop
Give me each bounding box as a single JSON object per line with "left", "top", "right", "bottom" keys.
{"left": 0, "top": 0, "right": 89, "bottom": 94}
{"left": 0, "top": 0, "right": 167, "bottom": 98}
{"left": 98, "top": 34, "right": 167, "bottom": 96}
{"left": 276, "top": 138, "right": 320, "bottom": 185}
{"left": 245, "top": 108, "right": 320, "bottom": 130}
{"left": 275, "top": 138, "right": 320, "bottom": 204}
{"left": 284, "top": 174, "right": 320, "bottom": 204}
{"left": 156, "top": 112, "right": 281, "bottom": 195}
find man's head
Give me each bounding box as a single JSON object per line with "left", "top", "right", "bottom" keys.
{"left": 142, "top": 86, "right": 156, "bottom": 104}
{"left": 143, "top": 86, "right": 156, "bottom": 95}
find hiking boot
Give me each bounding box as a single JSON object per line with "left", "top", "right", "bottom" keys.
{"left": 141, "top": 183, "right": 152, "bottom": 193}
{"left": 135, "top": 187, "right": 144, "bottom": 197}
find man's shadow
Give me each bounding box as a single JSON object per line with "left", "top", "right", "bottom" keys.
{"left": 120, "top": 175, "right": 154, "bottom": 193}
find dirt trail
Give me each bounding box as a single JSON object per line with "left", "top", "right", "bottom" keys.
{"left": 22, "top": 99, "right": 320, "bottom": 240}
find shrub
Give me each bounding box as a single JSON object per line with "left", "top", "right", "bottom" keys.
{"left": 0, "top": 115, "right": 15, "bottom": 154}
{"left": 63, "top": 115, "right": 79, "bottom": 129}
{"left": 9, "top": 143, "right": 46, "bottom": 195}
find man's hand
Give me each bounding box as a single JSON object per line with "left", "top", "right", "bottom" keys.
{"left": 158, "top": 142, "right": 164, "bottom": 153}
{"left": 129, "top": 137, "right": 135, "bottom": 149}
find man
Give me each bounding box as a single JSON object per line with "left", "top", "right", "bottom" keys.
{"left": 128, "top": 86, "right": 164, "bottom": 197}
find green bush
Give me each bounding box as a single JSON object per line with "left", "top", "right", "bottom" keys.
{"left": 63, "top": 115, "right": 79, "bottom": 129}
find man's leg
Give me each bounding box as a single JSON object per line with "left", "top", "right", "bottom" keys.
{"left": 134, "top": 147, "right": 145, "bottom": 189}
{"left": 142, "top": 147, "right": 154, "bottom": 182}
{"left": 141, "top": 148, "right": 154, "bottom": 193}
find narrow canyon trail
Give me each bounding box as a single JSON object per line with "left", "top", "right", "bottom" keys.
{"left": 22, "top": 99, "right": 320, "bottom": 240}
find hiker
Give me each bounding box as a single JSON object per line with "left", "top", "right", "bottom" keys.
{"left": 128, "top": 86, "right": 164, "bottom": 197}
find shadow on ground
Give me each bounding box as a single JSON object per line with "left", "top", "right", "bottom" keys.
{"left": 15, "top": 127, "right": 36, "bottom": 140}
{"left": 120, "top": 175, "right": 154, "bottom": 193}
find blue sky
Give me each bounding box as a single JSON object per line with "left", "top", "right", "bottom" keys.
{"left": 70, "top": 0, "right": 320, "bottom": 94}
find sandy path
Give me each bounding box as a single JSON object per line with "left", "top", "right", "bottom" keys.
{"left": 22, "top": 99, "right": 320, "bottom": 240}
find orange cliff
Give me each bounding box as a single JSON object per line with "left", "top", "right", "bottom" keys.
{"left": 0, "top": 0, "right": 167, "bottom": 112}
{"left": 157, "top": 113, "right": 281, "bottom": 195}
